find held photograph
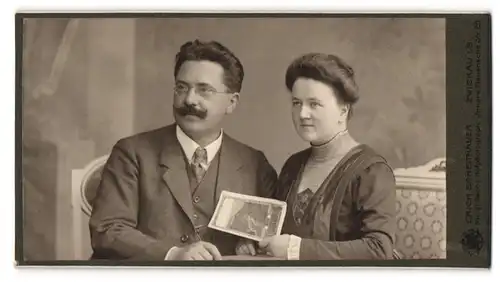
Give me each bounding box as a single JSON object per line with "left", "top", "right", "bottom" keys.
{"left": 208, "top": 191, "right": 287, "bottom": 242}
{"left": 15, "top": 13, "right": 491, "bottom": 267}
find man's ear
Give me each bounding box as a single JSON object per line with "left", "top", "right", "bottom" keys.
{"left": 225, "top": 92, "right": 240, "bottom": 114}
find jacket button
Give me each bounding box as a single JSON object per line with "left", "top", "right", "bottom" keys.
{"left": 193, "top": 196, "right": 200, "bottom": 203}
{"left": 180, "top": 234, "right": 189, "bottom": 243}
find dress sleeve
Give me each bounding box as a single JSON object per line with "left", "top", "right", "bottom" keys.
{"left": 298, "top": 162, "right": 397, "bottom": 260}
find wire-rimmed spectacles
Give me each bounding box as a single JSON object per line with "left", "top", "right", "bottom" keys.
{"left": 174, "top": 83, "right": 231, "bottom": 98}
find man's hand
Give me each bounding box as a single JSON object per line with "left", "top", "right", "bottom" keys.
{"left": 235, "top": 238, "right": 257, "bottom": 256}
{"left": 171, "top": 241, "right": 222, "bottom": 260}
{"left": 258, "top": 235, "right": 291, "bottom": 259}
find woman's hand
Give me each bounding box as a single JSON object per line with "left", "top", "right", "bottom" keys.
{"left": 235, "top": 238, "right": 257, "bottom": 256}
{"left": 258, "top": 235, "right": 291, "bottom": 259}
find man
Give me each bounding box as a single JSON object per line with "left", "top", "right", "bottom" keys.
{"left": 89, "top": 40, "right": 278, "bottom": 261}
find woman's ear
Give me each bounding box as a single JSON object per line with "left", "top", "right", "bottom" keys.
{"left": 340, "top": 104, "right": 349, "bottom": 118}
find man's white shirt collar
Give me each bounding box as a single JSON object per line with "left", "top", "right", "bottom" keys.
{"left": 176, "top": 125, "right": 223, "bottom": 169}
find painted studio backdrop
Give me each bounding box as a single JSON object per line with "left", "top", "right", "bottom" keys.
{"left": 21, "top": 17, "right": 446, "bottom": 260}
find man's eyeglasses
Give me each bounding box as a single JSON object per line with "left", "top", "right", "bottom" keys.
{"left": 174, "top": 84, "right": 231, "bottom": 98}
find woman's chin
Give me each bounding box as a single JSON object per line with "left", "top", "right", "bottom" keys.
{"left": 297, "top": 131, "right": 317, "bottom": 143}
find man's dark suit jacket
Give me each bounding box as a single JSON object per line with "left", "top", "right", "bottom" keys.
{"left": 89, "top": 124, "right": 278, "bottom": 260}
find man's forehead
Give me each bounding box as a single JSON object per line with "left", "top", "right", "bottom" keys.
{"left": 176, "top": 60, "right": 225, "bottom": 79}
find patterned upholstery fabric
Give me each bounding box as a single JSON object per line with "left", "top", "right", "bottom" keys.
{"left": 394, "top": 188, "right": 446, "bottom": 259}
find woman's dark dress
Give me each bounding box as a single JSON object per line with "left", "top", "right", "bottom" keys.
{"left": 275, "top": 144, "right": 396, "bottom": 260}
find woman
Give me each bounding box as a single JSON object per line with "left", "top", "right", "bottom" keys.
{"left": 236, "top": 53, "right": 397, "bottom": 260}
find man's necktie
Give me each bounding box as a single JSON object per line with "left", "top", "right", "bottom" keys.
{"left": 191, "top": 147, "right": 207, "bottom": 183}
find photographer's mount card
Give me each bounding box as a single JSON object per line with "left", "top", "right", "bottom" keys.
{"left": 15, "top": 13, "right": 492, "bottom": 268}
{"left": 208, "top": 191, "right": 287, "bottom": 241}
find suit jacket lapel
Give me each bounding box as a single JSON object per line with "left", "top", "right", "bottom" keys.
{"left": 159, "top": 125, "right": 195, "bottom": 225}
{"left": 215, "top": 134, "right": 245, "bottom": 205}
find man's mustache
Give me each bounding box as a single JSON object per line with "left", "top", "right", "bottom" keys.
{"left": 175, "top": 105, "right": 208, "bottom": 119}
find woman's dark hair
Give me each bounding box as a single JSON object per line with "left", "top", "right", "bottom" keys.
{"left": 174, "top": 40, "right": 244, "bottom": 93}
{"left": 285, "top": 53, "right": 359, "bottom": 119}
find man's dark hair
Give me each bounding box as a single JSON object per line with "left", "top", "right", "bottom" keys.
{"left": 174, "top": 40, "right": 244, "bottom": 93}
{"left": 285, "top": 53, "right": 359, "bottom": 119}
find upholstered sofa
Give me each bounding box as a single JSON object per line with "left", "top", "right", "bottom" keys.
{"left": 393, "top": 158, "right": 446, "bottom": 259}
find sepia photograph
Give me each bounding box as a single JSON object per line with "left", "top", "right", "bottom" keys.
{"left": 15, "top": 12, "right": 491, "bottom": 267}
{"left": 209, "top": 191, "right": 287, "bottom": 241}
